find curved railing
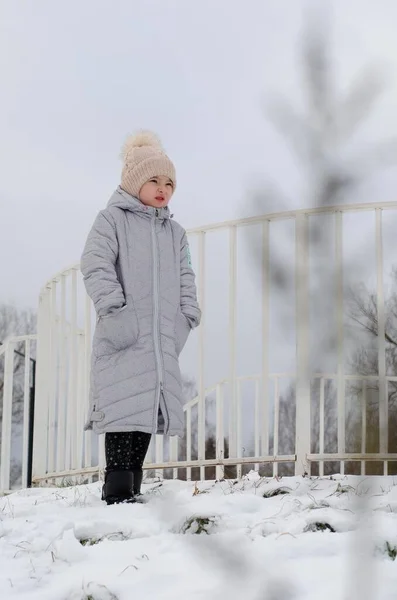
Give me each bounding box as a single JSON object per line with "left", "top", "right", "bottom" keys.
{"left": 28, "top": 200, "right": 397, "bottom": 486}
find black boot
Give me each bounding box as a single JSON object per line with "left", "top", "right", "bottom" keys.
{"left": 132, "top": 468, "right": 143, "bottom": 497}
{"left": 101, "top": 470, "right": 135, "bottom": 505}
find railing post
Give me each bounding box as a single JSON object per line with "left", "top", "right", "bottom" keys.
{"left": 98, "top": 434, "right": 105, "bottom": 472}
{"left": 186, "top": 405, "right": 192, "bottom": 481}
{"left": 319, "top": 377, "right": 325, "bottom": 477}
{"left": 236, "top": 380, "right": 242, "bottom": 479}
{"left": 56, "top": 274, "right": 67, "bottom": 473}
{"left": 197, "top": 232, "right": 206, "bottom": 481}
{"left": 27, "top": 358, "right": 36, "bottom": 487}
{"left": 215, "top": 383, "right": 225, "bottom": 480}
{"left": 254, "top": 379, "right": 260, "bottom": 472}
{"left": 229, "top": 226, "right": 237, "bottom": 468}
{"left": 295, "top": 214, "right": 311, "bottom": 476}
{"left": 0, "top": 341, "right": 15, "bottom": 491}
{"left": 170, "top": 436, "right": 179, "bottom": 480}
{"left": 273, "top": 376, "right": 280, "bottom": 477}
{"left": 361, "top": 380, "right": 367, "bottom": 476}
{"left": 261, "top": 221, "right": 270, "bottom": 458}
{"left": 155, "top": 435, "right": 163, "bottom": 480}
{"left": 376, "top": 209, "right": 387, "bottom": 475}
{"left": 32, "top": 289, "right": 51, "bottom": 482}
{"left": 75, "top": 332, "right": 85, "bottom": 471}
{"left": 47, "top": 281, "right": 57, "bottom": 474}
{"left": 336, "top": 211, "right": 345, "bottom": 475}
{"left": 21, "top": 340, "right": 31, "bottom": 488}
{"left": 70, "top": 269, "right": 78, "bottom": 471}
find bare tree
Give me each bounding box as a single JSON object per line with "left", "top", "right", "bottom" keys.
{"left": 346, "top": 276, "right": 397, "bottom": 474}
{"left": 348, "top": 273, "right": 397, "bottom": 397}
{"left": 0, "top": 303, "right": 36, "bottom": 487}
{"left": 0, "top": 303, "right": 36, "bottom": 426}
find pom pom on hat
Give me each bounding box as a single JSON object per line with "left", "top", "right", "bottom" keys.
{"left": 121, "top": 131, "right": 164, "bottom": 161}
{"left": 120, "top": 129, "right": 176, "bottom": 198}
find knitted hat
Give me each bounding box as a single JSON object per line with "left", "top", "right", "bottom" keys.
{"left": 120, "top": 131, "right": 176, "bottom": 198}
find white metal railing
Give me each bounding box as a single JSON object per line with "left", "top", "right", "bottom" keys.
{"left": 6, "top": 199, "right": 397, "bottom": 489}
{"left": 30, "top": 370, "right": 299, "bottom": 485}
{"left": 0, "top": 335, "right": 37, "bottom": 491}
{"left": 309, "top": 373, "right": 397, "bottom": 476}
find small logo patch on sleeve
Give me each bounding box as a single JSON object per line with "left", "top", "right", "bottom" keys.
{"left": 186, "top": 245, "right": 192, "bottom": 267}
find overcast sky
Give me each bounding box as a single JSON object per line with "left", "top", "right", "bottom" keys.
{"left": 1, "top": 0, "right": 397, "bottom": 311}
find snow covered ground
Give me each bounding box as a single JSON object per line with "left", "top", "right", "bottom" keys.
{"left": 1, "top": 472, "right": 397, "bottom": 600}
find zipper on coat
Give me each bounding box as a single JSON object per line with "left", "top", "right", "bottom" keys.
{"left": 151, "top": 210, "right": 169, "bottom": 434}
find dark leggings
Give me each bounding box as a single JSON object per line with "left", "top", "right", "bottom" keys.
{"left": 105, "top": 431, "right": 152, "bottom": 472}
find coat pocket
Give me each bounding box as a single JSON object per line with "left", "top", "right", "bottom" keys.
{"left": 94, "top": 302, "right": 139, "bottom": 357}
{"left": 175, "top": 308, "right": 191, "bottom": 356}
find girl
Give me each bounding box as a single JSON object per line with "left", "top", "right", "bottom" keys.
{"left": 81, "top": 132, "right": 201, "bottom": 504}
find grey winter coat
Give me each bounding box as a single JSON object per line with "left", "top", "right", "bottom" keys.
{"left": 81, "top": 187, "right": 201, "bottom": 437}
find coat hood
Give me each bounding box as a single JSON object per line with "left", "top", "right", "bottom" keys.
{"left": 107, "top": 187, "right": 171, "bottom": 220}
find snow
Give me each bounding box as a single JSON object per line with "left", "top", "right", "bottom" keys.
{"left": 1, "top": 473, "right": 397, "bottom": 599}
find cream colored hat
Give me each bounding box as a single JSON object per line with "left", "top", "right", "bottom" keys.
{"left": 120, "top": 131, "right": 176, "bottom": 198}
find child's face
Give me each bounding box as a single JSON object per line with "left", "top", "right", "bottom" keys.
{"left": 139, "top": 175, "right": 174, "bottom": 208}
